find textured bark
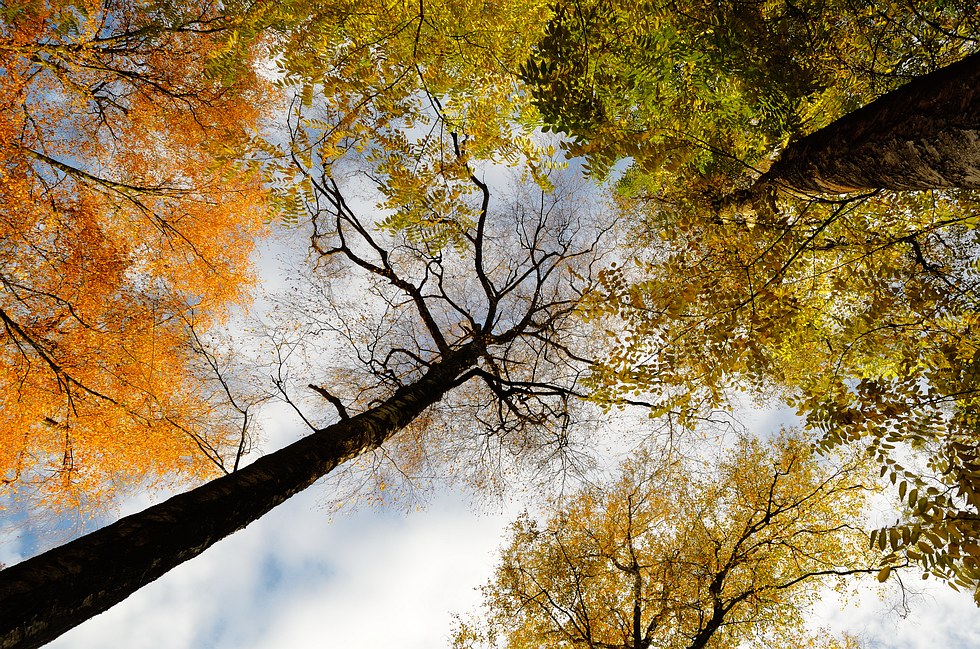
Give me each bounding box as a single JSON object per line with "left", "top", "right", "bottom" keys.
{"left": 0, "top": 343, "right": 481, "bottom": 649}
{"left": 764, "top": 50, "right": 980, "bottom": 193}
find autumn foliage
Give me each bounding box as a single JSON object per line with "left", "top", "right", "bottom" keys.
{"left": 456, "top": 433, "right": 875, "bottom": 649}
{"left": 0, "top": 0, "right": 272, "bottom": 509}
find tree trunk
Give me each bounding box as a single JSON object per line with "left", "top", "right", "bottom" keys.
{"left": 764, "top": 50, "right": 980, "bottom": 193}
{"left": 0, "top": 344, "right": 481, "bottom": 649}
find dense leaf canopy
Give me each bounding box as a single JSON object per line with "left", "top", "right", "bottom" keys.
{"left": 4, "top": 0, "right": 980, "bottom": 645}
{"left": 0, "top": 0, "right": 273, "bottom": 508}
{"left": 518, "top": 0, "right": 980, "bottom": 596}
{"left": 523, "top": 0, "right": 979, "bottom": 190}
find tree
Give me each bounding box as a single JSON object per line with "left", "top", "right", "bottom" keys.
{"left": 0, "top": 0, "right": 274, "bottom": 509}
{"left": 454, "top": 432, "right": 876, "bottom": 649}
{"left": 522, "top": 0, "right": 980, "bottom": 596}
{"left": 522, "top": 0, "right": 980, "bottom": 195}
{"left": 0, "top": 76, "right": 618, "bottom": 649}
{"left": 0, "top": 0, "right": 623, "bottom": 644}
{"left": 261, "top": 0, "right": 555, "bottom": 221}
{"left": 0, "top": 163, "right": 609, "bottom": 649}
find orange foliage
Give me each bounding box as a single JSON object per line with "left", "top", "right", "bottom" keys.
{"left": 0, "top": 0, "right": 272, "bottom": 509}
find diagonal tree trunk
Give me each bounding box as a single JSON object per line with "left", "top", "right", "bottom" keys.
{"left": 763, "top": 50, "right": 980, "bottom": 193}
{"left": 0, "top": 343, "right": 481, "bottom": 649}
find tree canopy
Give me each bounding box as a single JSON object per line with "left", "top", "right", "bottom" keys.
{"left": 520, "top": 0, "right": 980, "bottom": 597}
{"left": 522, "top": 0, "right": 979, "bottom": 191}
{"left": 0, "top": 0, "right": 273, "bottom": 509}
{"left": 455, "top": 432, "right": 875, "bottom": 649}
{"left": 0, "top": 0, "right": 627, "bottom": 640}
{"left": 4, "top": 0, "right": 980, "bottom": 645}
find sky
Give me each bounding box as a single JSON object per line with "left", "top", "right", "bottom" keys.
{"left": 3, "top": 402, "right": 524, "bottom": 649}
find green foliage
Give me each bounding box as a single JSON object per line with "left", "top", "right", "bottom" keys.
{"left": 523, "top": 0, "right": 979, "bottom": 192}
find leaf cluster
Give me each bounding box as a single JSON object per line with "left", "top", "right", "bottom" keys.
{"left": 585, "top": 183, "right": 980, "bottom": 594}
{"left": 456, "top": 431, "right": 876, "bottom": 649}
{"left": 522, "top": 0, "right": 979, "bottom": 193}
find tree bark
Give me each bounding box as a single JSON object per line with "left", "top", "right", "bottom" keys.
{"left": 764, "top": 50, "right": 980, "bottom": 193}
{"left": 0, "top": 343, "right": 481, "bottom": 649}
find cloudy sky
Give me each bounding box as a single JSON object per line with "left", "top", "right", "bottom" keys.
{"left": 2, "top": 398, "right": 978, "bottom": 649}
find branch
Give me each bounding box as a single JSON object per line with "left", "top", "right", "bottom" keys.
{"left": 308, "top": 384, "right": 350, "bottom": 419}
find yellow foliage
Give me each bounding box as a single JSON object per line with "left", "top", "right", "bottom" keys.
{"left": 459, "top": 431, "right": 876, "bottom": 648}
{"left": 268, "top": 0, "right": 555, "bottom": 246}
{"left": 586, "top": 184, "right": 980, "bottom": 594}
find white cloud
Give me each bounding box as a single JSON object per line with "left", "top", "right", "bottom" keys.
{"left": 45, "top": 486, "right": 519, "bottom": 649}
{"left": 815, "top": 578, "right": 980, "bottom": 649}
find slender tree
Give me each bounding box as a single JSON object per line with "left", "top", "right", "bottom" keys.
{"left": 0, "top": 89, "right": 615, "bottom": 646}
{"left": 0, "top": 0, "right": 611, "bottom": 644}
